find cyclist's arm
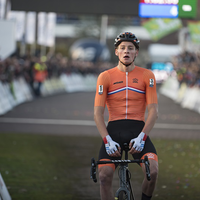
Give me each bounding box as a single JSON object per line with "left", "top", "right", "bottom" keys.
{"left": 94, "top": 71, "right": 110, "bottom": 138}
{"left": 94, "top": 106, "right": 108, "bottom": 139}
{"left": 94, "top": 106, "right": 121, "bottom": 156}
{"left": 129, "top": 103, "right": 158, "bottom": 153}
{"left": 94, "top": 71, "right": 121, "bottom": 156}
{"left": 143, "top": 70, "right": 158, "bottom": 136}
{"left": 142, "top": 103, "right": 158, "bottom": 136}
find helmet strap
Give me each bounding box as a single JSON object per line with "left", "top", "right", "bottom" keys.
{"left": 119, "top": 56, "right": 136, "bottom": 67}
{"left": 119, "top": 60, "right": 133, "bottom": 67}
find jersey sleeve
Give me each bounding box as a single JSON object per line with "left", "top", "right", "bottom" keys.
{"left": 143, "top": 70, "right": 158, "bottom": 105}
{"left": 94, "top": 71, "right": 110, "bottom": 107}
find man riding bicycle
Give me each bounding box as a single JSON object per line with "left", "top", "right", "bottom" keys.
{"left": 94, "top": 32, "right": 158, "bottom": 200}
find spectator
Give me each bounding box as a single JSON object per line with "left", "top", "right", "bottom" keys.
{"left": 172, "top": 51, "right": 200, "bottom": 87}
{"left": 33, "top": 56, "right": 48, "bottom": 97}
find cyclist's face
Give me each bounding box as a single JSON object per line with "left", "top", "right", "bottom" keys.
{"left": 115, "top": 42, "right": 138, "bottom": 64}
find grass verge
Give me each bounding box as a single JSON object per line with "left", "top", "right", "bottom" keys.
{"left": 0, "top": 133, "right": 199, "bottom": 200}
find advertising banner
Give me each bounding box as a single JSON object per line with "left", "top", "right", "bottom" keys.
{"left": 142, "top": 18, "right": 182, "bottom": 41}
{"left": 188, "top": 21, "right": 200, "bottom": 44}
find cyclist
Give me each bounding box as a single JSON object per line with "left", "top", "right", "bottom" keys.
{"left": 94, "top": 32, "right": 158, "bottom": 200}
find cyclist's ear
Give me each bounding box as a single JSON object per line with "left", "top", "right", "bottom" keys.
{"left": 115, "top": 49, "right": 119, "bottom": 56}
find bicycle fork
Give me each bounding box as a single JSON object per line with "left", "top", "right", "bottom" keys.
{"left": 115, "top": 164, "right": 134, "bottom": 200}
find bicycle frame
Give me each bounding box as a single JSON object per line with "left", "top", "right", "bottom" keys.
{"left": 115, "top": 145, "right": 134, "bottom": 200}
{"left": 90, "top": 143, "right": 151, "bottom": 200}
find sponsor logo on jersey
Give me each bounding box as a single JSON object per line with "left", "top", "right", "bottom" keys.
{"left": 146, "top": 153, "right": 155, "bottom": 159}
{"left": 114, "top": 81, "right": 123, "bottom": 85}
{"left": 133, "top": 78, "right": 138, "bottom": 83}
{"left": 149, "top": 79, "right": 154, "bottom": 87}
{"left": 99, "top": 85, "right": 103, "bottom": 94}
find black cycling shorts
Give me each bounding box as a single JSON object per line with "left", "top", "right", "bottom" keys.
{"left": 98, "top": 119, "right": 157, "bottom": 164}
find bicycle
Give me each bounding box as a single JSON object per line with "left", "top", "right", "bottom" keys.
{"left": 90, "top": 143, "right": 151, "bottom": 200}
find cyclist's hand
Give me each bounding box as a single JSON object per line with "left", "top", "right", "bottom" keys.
{"left": 129, "top": 132, "right": 147, "bottom": 154}
{"left": 103, "top": 135, "right": 121, "bottom": 157}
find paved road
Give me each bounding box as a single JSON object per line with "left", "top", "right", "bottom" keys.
{"left": 0, "top": 87, "right": 200, "bottom": 139}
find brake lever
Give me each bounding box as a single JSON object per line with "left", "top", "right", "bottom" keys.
{"left": 90, "top": 158, "right": 97, "bottom": 183}
{"left": 144, "top": 156, "right": 151, "bottom": 181}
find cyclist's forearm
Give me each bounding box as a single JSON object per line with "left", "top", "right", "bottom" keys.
{"left": 94, "top": 106, "right": 109, "bottom": 138}
{"left": 95, "top": 117, "right": 108, "bottom": 139}
{"left": 142, "top": 103, "right": 158, "bottom": 135}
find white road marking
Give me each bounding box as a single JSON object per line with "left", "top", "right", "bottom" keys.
{"left": 0, "top": 118, "right": 95, "bottom": 126}
{"left": 0, "top": 117, "right": 200, "bottom": 130}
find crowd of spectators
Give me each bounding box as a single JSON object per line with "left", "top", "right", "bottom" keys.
{"left": 0, "top": 52, "right": 113, "bottom": 96}
{"left": 2, "top": 50, "right": 200, "bottom": 96}
{"left": 172, "top": 51, "right": 200, "bottom": 87}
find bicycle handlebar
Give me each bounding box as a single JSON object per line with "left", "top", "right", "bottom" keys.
{"left": 90, "top": 156, "right": 151, "bottom": 182}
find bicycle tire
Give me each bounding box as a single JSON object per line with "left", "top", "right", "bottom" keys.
{"left": 127, "top": 181, "right": 134, "bottom": 200}
{"left": 118, "top": 190, "right": 129, "bottom": 200}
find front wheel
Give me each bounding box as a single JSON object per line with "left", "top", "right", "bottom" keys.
{"left": 117, "top": 190, "right": 129, "bottom": 200}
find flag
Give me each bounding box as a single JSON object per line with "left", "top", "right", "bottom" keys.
{"left": 0, "top": 0, "right": 6, "bottom": 19}
{"left": 7, "top": 11, "right": 26, "bottom": 41}
{"left": 26, "top": 12, "right": 36, "bottom": 44}
{"left": 37, "top": 12, "right": 47, "bottom": 46}
{"left": 46, "top": 13, "right": 56, "bottom": 47}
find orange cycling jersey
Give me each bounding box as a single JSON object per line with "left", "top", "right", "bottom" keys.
{"left": 94, "top": 66, "right": 158, "bottom": 122}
